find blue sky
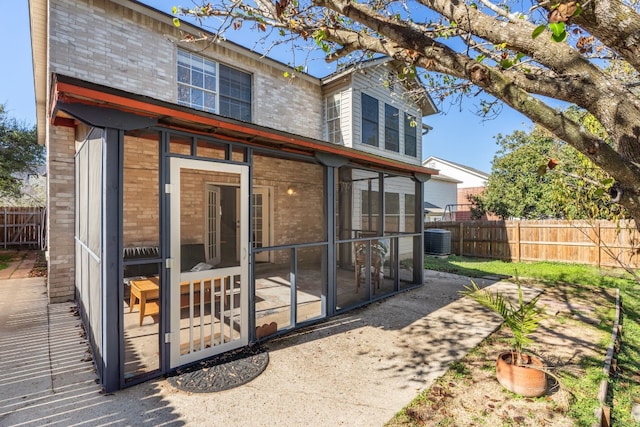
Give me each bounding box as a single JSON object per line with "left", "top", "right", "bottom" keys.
{"left": 3, "top": 0, "right": 534, "bottom": 173}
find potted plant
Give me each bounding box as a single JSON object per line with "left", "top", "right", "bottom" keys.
{"left": 461, "top": 280, "right": 547, "bottom": 397}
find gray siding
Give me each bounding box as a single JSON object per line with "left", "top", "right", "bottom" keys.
{"left": 351, "top": 64, "right": 423, "bottom": 165}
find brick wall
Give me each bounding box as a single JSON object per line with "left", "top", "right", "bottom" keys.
{"left": 47, "top": 124, "right": 76, "bottom": 302}
{"left": 456, "top": 186, "right": 499, "bottom": 221}
{"left": 253, "top": 154, "right": 325, "bottom": 264}
{"left": 49, "top": 0, "right": 323, "bottom": 139}
{"left": 123, "top": 136, "right": 160, "bottom": 247}
{"left": 121, "top": 137, "right": 325, "bottom": 265}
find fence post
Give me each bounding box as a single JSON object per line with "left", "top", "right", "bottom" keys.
{"left": 2, "top": 207, "right": 6, "bottom": 249}
{"left": 596, "top": 222, "right": 601, "bottom": 269}
{"left": 516, "top": 222, "right": 521, "bottom": 263}
{"left": 459, "top": 222, "right": 464, "bottom": 256}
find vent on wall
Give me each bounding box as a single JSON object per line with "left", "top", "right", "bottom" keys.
{"left": 424, "top": 229, "right": 451, "bottom": 255}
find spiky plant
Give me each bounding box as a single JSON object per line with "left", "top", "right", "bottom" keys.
{"left": 461, "top": 280, "right": 544, "bottom": 366}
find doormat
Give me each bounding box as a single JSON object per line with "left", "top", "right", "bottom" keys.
{"left": 167, "top": 344, "right": 269, "bottom": 393}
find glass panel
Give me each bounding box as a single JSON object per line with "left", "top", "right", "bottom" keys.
{"left": 296, "top": 245, "right": 325, "bottom": 323}
{"left": 326, "top": 94, "right": 342, "bottom": 144}
{"left": 177, "top": 85, "right": 190, "bottom": 105}
{"left": 253, "top": 153, "right": 326, "bottom": 245}
{"left": 404, "top": 113, "right": 417, "bottom": 157}
{"left": 177, "top": 49, "right": 218, "bottom": 113}
{"left": 255, "top": 249, "right": 292, "bottom": 336}
{"left": 122, "top": 131, "right": 161, "bottom": 381}
{"left": 191, "top": 69, "right": 203, "bottom": 88}
{"left": 361, "top": 93, "right": 378, "bottom": 146}
{"left": 385, "top": 104, "right": 399, "bottom": 152}
{"left": 219, "top": 64, "right": 252, "bottom": 121}
{"left": 177, "top": 65, "right": 190, "bottom": 84}
{"left": 191, "top": 88, "right": 203, "bottom": 108}
{"left": 204, "top": 92, "right": 216, "bottom": 113}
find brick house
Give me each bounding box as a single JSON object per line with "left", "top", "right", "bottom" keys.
{"left": 29, "top": 0, "right": 438, "bottom": 391}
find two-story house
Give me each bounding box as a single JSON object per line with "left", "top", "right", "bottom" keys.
{"left": 29, "top": 0, "right": 438, "bottom": 391}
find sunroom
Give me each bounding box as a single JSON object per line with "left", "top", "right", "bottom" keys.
{"left": 53, "top": 74, "right": 435, "bottom": 392}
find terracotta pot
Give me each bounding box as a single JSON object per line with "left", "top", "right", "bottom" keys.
{"left": 495, "top": 352, "right": 547, "bottom": 397}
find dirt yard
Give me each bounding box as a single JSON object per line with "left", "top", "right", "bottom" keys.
{"left": 388, "top": 281, "right": 615, "bottom": 427}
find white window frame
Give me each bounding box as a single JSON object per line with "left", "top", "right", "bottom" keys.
{"left": 325, "top": 94, "right": 343, "bottom": 144}
{"left": 177, "top": 49, "right": 252, "bottom": 121}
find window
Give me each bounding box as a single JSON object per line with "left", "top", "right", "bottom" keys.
{"left": 404, "top": 193, "right": 416, "bottom": 232}
{"left": 219, "top": 64, "right": 252, "bottom": 121}
{"left": 385, "top": 192, "right": 400, "bottom": 232}
{"left": 361, "top": 189, "right": 380, "bottom": 232}
{"left": 404, "top": 113, "right": 417, "bottom": 157}
{"left": 385, "top": 104, "right": 399, "bottom": 152}
{"left": 326, "top": 94, "right": 343, "bottom": 144}
{"left": 361, "top": 93, "right": 379, "bottom": 147}
{"left": 177, "top": 49, "right": 252, "bottom": 121}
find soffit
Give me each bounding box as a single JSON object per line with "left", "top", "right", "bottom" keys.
{"left": 50, "top": 74, "right": 439, "bottom": 177}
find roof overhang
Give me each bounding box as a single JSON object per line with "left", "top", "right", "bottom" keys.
{"left": 50, "top": 73, "right": 440, "bottom": 177}
{"left": 29, "top": 0, "right": 48, "bottom": 145}
{"left": 322, "top": 57, "right": 439, "bottom": 117}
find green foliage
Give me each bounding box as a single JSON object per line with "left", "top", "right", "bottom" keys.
{"left": 0, "top": 104, "right": 43, "bottom": 199}
{"left": 474, "top": 123, "right": 623, "bottom": 221}
{"left": 531, "top": 25, "right": 546, "bottom": 39}
{"left": 461, "top": 280, "right": 544, "bottom": 363}
{"left": 549, "top": 22, "right": 567, "bottom": 42}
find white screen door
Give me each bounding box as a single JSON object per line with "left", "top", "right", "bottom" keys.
{"left": 169, "top": 158, "right": 249, "bottom": 368}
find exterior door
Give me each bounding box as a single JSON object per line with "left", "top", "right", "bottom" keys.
{"left": 168, "top": 158, "right": 249, "bottom": 368}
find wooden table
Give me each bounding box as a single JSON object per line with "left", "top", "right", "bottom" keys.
{"left": 129, "top": 277, "right": 220, "bottom": 326}
{"left": 129, "top": 277, "right": 160, "bottom": 326}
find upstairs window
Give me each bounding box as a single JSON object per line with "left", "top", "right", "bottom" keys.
{"left": 404, "top": 113, "right": 417, "bottom": 157}
{"left": 325, "top": 94, "right": 343, "bottom": 144}
{"left": 219, "top": 64, "right": 252, "bottom": 122}
{"left": 361, "top": 93, "right": 379, "bottom": 147}
{"left": 177, "top": 49, "right": 252, "bottom": 121}
{"left": 385, "top": 104, "right": 399, "bottom": 152}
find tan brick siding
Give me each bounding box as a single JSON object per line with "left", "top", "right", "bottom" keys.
{"left": 121, "top": 136, "right": 325, "bottom": 265}
{"left": 49, "top": 0, "right": 323, "bottom": 139}
{"left": 47, "top": 124, "right": 76, "bottom": 302}
{"left": 123, "top": 135, "right": 160, "bottom": 247}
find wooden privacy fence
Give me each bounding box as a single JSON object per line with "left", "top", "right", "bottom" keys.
{"left": 425, "top": 220, "right": 640, "bottom": 269}
{"left": 0, "top": 207, "right": 47, "bottom": 249}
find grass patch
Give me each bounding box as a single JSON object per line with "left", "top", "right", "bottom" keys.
{"left": 411, "top": 256, "right": 640, "bottom": 426}
{"left": 0, "top": 253, "right": 15, "bottom": 270}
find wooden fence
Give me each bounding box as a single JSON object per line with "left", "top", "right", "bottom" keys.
{"left": 425, "top": 220, "right": 640, "bottom": 269}
{"left": 0, "top": 207, "right": 47, "bottom": 249}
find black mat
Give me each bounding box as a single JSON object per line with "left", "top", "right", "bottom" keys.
{"left": 167, "top": 345, "right": 269, "bottom": 393}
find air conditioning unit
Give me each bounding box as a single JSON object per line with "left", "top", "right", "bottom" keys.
{"left": 424, "top": 229, "right": 451, "bottom": 255}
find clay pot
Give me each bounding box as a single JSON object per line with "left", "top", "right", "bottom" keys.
{"left": 495, "top": 352, "right": 547, "bottom": 397}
